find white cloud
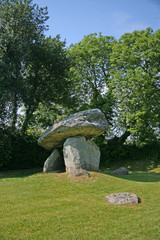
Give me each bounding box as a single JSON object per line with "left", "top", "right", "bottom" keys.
{"left": 110, "top": 11, "right": 151, "bottom": 38}
{"left": 124, "top": 22, "right": 150, "bottom": 33}
{"left": 111, "top": 11, "right": 131, "bottom": 28}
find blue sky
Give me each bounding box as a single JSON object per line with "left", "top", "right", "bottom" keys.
{"left": 33, "top": 0, "right": 160, "bottom": 46}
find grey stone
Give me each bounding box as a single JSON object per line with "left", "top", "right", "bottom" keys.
{"left": 69, "top": 169, "right": 90, "bottom": 178}
{"left": 63, "top": 136, "right": 100, "bottom": 176}
{"left": 111, "top": 167, "right": 128, "bottom": 175}
{"left": 63, "top": 136, "right": 88, "bottom": 172}
{"left": 38, "top": 109, "right": 108, "bottom": 150}
{"left": 43, "top": 149, "right": 64, "bottom": 173}
{"left": 106, "top": 192, "right": 139, "bottom": 204}
{"left": 87, "top": 139, "right": 100, "bottom": 171}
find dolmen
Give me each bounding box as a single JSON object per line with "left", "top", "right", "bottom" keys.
{"left": 38, "top": 109, "right": 108, "bottom": 177}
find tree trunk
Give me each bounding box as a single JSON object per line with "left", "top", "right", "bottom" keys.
{"left": 108, "top": 131, "right": 130, "bottom": 145}
{"left": 118, "top": 131, "right": 131, "bottom": 144}
{"left": 21, "top": 106, "right": 33, "bottom": 134}
{"left": 11, "top": 93, "right": 18, "bottom": 131}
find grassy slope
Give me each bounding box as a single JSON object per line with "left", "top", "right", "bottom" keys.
{"left": 0, "top": 168, "right": 160, "bottom": 240}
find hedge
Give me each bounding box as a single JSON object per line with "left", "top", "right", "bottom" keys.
{"left": 0, "top": 128, "right": 50, "bottom": 170}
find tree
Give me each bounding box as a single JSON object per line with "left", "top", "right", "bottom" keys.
{"left": 110, "top": 28, "right": 160, "bottom": 144}
{"left": 68, "top": 33, "right": 116, "bottom": 122}
{"left": 23, "top": 102, "right": 70, "bottom": 134}
{"left": 0, "top": 0, "right": 71, "bottom": 132}
{"left": 20, "top": 35, "right": 71, "bottom": 133}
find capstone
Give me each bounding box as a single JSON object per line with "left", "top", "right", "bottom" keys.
{"left": 38, "top": 109, "right": 108, "bottom": 150}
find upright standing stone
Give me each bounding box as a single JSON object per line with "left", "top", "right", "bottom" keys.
{"left": 87, "top": 139, "right": 100, "bottom": 171}
{"left": 63, "top": 137, "right": 88, "bottom": 172}
{"left": 43, "top": 149, "right": 64, "bottom": 173}
{"left": 63, "top": 136, "right": 100, "bottom": 176}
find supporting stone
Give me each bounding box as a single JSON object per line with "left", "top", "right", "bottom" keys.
{"left": 63, "top": 136, "right": 100, "bottom": 176}
{"left": 43, "top": 149, "right": 64, "bottom": 173}
{"left": 87, "top": 139, "right": 100, "bottom": 171}
{"left": 63, "top": 136, "right": 88, "bottom": 172}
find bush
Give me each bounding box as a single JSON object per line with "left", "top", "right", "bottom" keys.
{"left": 0, "top": 128, "right": 50, "bottom": 170}
{"left": 0, "top": 129, "right": 12, "bottom": 168}
{"left": 98, "top": 138, "right": 160, "bottom": 169}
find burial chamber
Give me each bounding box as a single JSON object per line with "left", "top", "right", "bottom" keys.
{"left": 38, "top": 109, "right": 108, "bottom": 177}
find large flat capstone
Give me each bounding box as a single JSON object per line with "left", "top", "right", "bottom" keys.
{"left": 38, "top": 109, "right": 108, "bottom": 150}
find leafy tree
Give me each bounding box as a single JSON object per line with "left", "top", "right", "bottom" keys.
{"left": 0, "top": 0, "right": 71, "bottom": 132}
{"left": 21, "top": 102, "right": 70, "bottom": 134}
{"left": 20, "top": 35, "right": 71, "bottom": 133}
{"left": 110, "top": 28, "right": 160, "bottom": 144}
{"left": 68, "top": 33, "right": 116, "bottom": 122}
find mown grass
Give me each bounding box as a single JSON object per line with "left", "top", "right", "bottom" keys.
{"left": 0, "top": 167, "right": 160, "bottom": 240}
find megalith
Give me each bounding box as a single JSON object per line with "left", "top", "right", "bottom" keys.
{"left": 43, "top": 149, "right": 64, "bottom": 173}
{"left": 38, "top": 109, "right": 108, "bottom": 150}
{"left": 63, "top": 136, "right": 100, "bottom": 176}
{"left": 38, "top": 109, "right": 108, "bottom": 176}
{"left": 87, "top": 139, "right": 100, "bottom": 171}
{"left": 63, "top": 137, "right": 88, "bottom": 172}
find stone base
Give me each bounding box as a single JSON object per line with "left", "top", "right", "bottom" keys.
{"left": 69, "top": 169, "right": 90, "bottom": 178}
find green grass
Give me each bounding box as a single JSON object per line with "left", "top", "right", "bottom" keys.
{"left": 0, "top": 168, "right": 160, "bottom": 240}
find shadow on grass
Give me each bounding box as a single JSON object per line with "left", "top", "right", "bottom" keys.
{"left": 0, "top": 168, "right": 42, "bottom": 179}
{"left": 101, "top": 170, "right": 160, "bottom": 183}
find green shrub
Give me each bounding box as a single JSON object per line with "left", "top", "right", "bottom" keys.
{"left": 0, "top": 128, "right": 50, "bottom": 170}
{"left": 95, "top": 135, "right": 160, "bottom": 168}
{"left": 0, "top": 129, "right": 12, "bottom": 168}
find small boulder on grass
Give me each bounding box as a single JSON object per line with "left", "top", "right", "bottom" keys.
{"left": 106, "top": 192, "right": 139, "bottom": 204}
{"left": 111, "top": 167, "right": 128, "bottom": 175}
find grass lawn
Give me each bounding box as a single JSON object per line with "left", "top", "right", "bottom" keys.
{"left": 0, "top": 167, "right": 160, "bottom": 240}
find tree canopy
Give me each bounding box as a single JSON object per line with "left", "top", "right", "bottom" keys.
{"left": 68, "top": 33, "right": 116, "bottom": 122}
{"left": 110, "top": 28, "right": 160, "bottom": 144}
{"left": 0, "top": 0, "right": 71, "bottom": 132}
{"left": 0, "top": 0, "right": 159, "bottom": 146}
{"left": 68, "top": 28, "right": 160, "bottom": 144}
